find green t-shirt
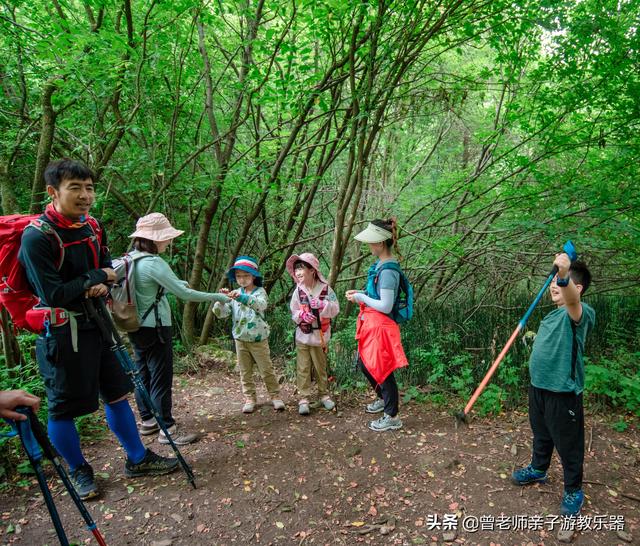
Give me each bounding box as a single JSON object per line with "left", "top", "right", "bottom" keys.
{"left": 529, "top": 303, "right": 595, "bottom": 394}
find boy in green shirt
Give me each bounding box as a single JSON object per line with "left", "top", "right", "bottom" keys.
{"left": 512, "top": 253, "right": 595, "bottom": 516}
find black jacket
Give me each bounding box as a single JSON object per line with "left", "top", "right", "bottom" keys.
{"left": 18, "top": 216, "right": 111, "bottom": 312}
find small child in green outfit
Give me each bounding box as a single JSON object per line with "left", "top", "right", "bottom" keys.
{"left": 511, "top": 252, "right": 595, "bottom": 516}
{"left": 212, "top": 256, "right": 285, "bottom": 413}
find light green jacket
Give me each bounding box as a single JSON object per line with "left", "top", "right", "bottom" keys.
{"left": 131, "top": 249, "right": 228, "bottom": 327}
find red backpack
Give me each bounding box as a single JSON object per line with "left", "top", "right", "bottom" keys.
{"left": 0, "top": 214, "right": 102, "bottom": 333}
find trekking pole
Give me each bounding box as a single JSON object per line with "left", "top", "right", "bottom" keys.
{"left": 455, "top": 241, "right": 577, "bottom": 426}
{"left": 83, "top": 298, "right": 196, "bottom": 489}
{"left": 6, "top": 407, "right": 108, "bottom": 546}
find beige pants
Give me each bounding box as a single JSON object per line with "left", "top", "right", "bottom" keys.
{"left": 235, "top": 339, "right": 280, "bottom": 402}
{"left": 296, "top": 343, "right": 329, "bottom": 400}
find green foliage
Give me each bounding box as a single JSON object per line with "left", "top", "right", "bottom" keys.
{"left": 402, "top": 385, "right": 429, "bottom": 405}
{"left": 612, "top": 419, "right": 629, "bottom": 433}
{"left": 263, "top": 293, "right": 640, "bottom": 418}
{"left": 475, "top": 384, "right": 505, "bottom": 417}
{"left": 585, "top": 351, "right": 640, "bottom": 415}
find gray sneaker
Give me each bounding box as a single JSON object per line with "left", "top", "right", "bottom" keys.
{"left": 298, "top": 402, "right": 310, "bottom": 415}
{"left": 365, "top": 398, "right": 385, "bottom": 414}
{"left": 138, "top": 420, "right": 160, "bottom": 436}
{"left": 125, "top": 449, "right": 179, "bottom": 478}
{"left": 369, "top": 414, "right": 403, "bottom": 432}
{"left": 158, "top": 425, "right": 198, "bottom": 446}
{"left": 70, "top": 462, "right": 100, "bottom": 500}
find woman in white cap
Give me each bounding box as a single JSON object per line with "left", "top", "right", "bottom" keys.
{"left": 127, "top": 213, "right": 230, "bottom": 445}
{"left": 346, "top": 218, "right": 409, "bottom": 431}
{"left": 286, "top": 252, "right": 340, "bottom": 415}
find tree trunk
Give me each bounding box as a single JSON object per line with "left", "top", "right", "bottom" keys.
{"left": 29, "top": 80, "right": 58, "bottom": 213}
{"left": 0, "top": 161, "right": 18, "bottom": 214}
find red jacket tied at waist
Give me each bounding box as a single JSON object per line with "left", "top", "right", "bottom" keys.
{"left": 355, "top": 304, "right": 408, "bottom": 385}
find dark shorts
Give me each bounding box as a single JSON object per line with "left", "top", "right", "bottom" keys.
{"left": 36, "top": 322, "right": 133, "bottom": 420}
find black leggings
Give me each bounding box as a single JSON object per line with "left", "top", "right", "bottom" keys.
{"left": 358, "top": 356, "right": 399, "bottom": 417}
{"left": 128, "top": 326, "right": 175, "bottom": 428}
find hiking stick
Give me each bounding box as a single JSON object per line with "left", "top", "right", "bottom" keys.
{"left": 455, "top": 241, "right": 577, "bottom": 426}
{"left": 83, "top": 298, "right": 196, "bottom": 489}
{"left": 9, "top": 407, "right": 108, "bottom": 546}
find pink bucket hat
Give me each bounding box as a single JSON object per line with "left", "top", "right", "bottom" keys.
{"left": 128, "top": 213, "right": 184, "bottom": 242}
{"left": 286, "top": 252, "right": 327, "bottom": 284}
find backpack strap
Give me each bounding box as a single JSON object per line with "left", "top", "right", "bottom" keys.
{"left": 140, "top": 285, "right": 165, "bottom": 325}
{"left": 298, "top": 285, "right": 331, "bottom": 333}
{"left": 128, "top": 253, "right": 165, "bottom": 326}
{"left": 28, "top": 221, "right": 65, "bottom": 270}
{"left": 297, "top": 286, "right": 310, "bottom": 306}
{"left": 373, "top": 261, "right": 401, "bottom": 296}
{"left": 29, "top": 218, "right": 103, "bottom": 270}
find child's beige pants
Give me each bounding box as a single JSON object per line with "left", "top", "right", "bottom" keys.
{"left": 235, "top": 339, "right": 280, "bottom": 402}
{"left": 295, "top": 342, "right": 329, "bottom": 400}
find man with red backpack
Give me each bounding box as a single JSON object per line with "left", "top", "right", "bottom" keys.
{"left": 17, "top": 159, "right": 178, "bottom": 500}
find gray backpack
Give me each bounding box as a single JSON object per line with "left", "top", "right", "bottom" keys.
{"left": 111, "top": 253, "right": 163, "bottom": 332}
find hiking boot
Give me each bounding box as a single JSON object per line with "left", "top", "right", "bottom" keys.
{"left": 124, "top": 449, "right": 179, "bottom": 478}
{"left": 158, "top": 425, "right": 198, "bottom": 446}
{"left": 272, "top": 399, "right": 285, "bottom": 411}
{"left": 561, "top": 489, "right": 584, "bottom": 516}
{"left": 70, "top": 462, "right": 100, "bottom": 500}
{"left": 298, "top": 401, "right": 310, "bottom": 415}
{"left": 365, "top": 398, "right": 385, "bottom": 414}
{"left": 138, "top": 419, "right": 160, "bottom": 436}
{"left": 242, "top": 401, "right": 255, "bottom": 413}
{"left": 369, "top": 413, "right": 402, "bottom": 432}
{"left": 511, "top": 464, "right": 547, "bottom": 486}
{"left": 320, "top": 397, "right": 335, "bottom": 411}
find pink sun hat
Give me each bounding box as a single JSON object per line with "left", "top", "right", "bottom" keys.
{"left": 128, "top": 213, "right": 184, "bottom": 242}
{"left": 285, "top": 252, "right": 327, "bottom": 284}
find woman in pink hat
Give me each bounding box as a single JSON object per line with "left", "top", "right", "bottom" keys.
{"left": 286, "top": 252, "right": 340, "bottom": 415}
{"left": 126, "top": 213, "right": 230, "bottom": 445}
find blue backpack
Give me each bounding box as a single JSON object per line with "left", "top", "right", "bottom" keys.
{"left": 365, "top": 260, "right": 414, "bottom": 324}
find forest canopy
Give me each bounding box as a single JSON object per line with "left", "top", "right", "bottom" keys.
{"left": 1, "top": 0, "right": 639, "bottom": 345}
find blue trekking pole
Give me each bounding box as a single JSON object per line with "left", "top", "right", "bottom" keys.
{"left": 83, "top": 298, "right": 196, "bottom": 489}
{"left": 4, "top": 407, "right": 108, "bottom": 546}
{"left": 456, "top": 241, "right": 578, "bottom": 425}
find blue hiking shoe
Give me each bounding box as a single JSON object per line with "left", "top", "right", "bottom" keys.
{"left": 561, "top": 489, "right": 584, "bottom": 516}
{"left": 511, "top": 464, "right": 547, "bottom": 485}
{"left": 70, "top": 462, "right": 100, "bottom": 500}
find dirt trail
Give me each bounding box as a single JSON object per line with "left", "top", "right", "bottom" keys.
{"left": 1, "top": 367, "right": 638, "bottom": 545}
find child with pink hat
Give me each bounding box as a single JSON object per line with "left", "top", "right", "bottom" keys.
{"left": 286, "top": 252, "right": 340, "bottom": 415}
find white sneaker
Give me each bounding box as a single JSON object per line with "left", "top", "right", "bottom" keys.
{"left": 298, "top": 401, "right": 310, "bottom": 415}
{"left": 242, "top": 401, "right": 255, "bottom": 413}
{"left": 272, "top": 399, "right": 285, "bottom": 411}
{"left": 365, "top": 398, "right": 385, "bottom": 413}
{"left": 320, "top": 397, "right": 335, "bottom": 411}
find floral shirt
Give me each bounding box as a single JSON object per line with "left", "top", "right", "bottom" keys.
{"left": 212, "top": 286, "right": 270, "bottom": 342}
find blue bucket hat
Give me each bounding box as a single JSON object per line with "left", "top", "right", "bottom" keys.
{"left": 226, "top": 256, "right": 263, "bottom": 286}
